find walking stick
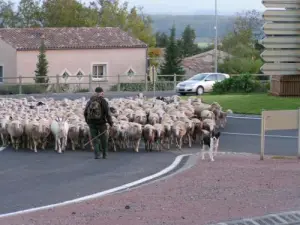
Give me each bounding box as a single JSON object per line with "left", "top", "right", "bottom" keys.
{"left": 84, "top": 130, "right": 107, "bottom": 151}
{"left": 88, "top": 132, "right": 95, "bottom": 152}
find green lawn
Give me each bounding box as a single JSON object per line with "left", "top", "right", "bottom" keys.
{"left": 197, "top": 42, "right": 210, "bottom": 48}
{"left": 184, "top": 93, "right": 300, "bottom": 115}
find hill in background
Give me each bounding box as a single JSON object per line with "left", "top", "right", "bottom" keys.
{"left": 149, "top": 14, "right": 235, "bottom": 44}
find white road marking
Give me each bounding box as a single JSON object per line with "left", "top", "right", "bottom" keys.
{"left": 0, "top": 153, "right": 192, "bottom": 218}
{"left": 227, "top": 115, "right": 261, "bottom": 120}
{"left": 0, "top": 147, "right": 6, "bottom": 152}
{"left": 222, "top": 132, "right": 297, "bottom": 139}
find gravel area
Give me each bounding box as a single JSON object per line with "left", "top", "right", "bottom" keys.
{"left": 1, "top": 153, "right": 300, "bottom": 225}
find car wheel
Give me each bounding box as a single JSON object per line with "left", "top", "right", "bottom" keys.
{"left": 196, "top": 86, "right": 204, "bottom": 95}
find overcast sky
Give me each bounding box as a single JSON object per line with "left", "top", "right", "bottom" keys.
{"left": 12, "top": 0, "right": 266, "bottom": 15}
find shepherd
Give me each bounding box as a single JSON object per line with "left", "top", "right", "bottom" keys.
{"left": 84, "top": 87, "right": 113, "bottom": 159}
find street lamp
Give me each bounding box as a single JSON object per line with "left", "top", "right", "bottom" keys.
{"left": 214, "top": 0, "right": 218, "bottom": 72}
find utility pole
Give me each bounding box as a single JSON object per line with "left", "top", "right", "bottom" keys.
{"left": 214, "top": 0, "right": 218, "bottom": 72}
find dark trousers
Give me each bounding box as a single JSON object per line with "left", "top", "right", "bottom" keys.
{"left": 88, "top": 124, "right": 108, "bottom": 158}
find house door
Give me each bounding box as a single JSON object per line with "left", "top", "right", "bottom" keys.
{"left": 0, "top": 66, "right": 3, "bottom": 83}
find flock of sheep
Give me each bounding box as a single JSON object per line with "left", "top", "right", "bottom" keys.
{"left": 0, "top": 94, "right": 232, "bottom": 153}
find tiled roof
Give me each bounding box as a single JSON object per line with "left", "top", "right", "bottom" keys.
{"left": 0, "top": 27, "right": 147, "bottom": 50}
{"left": 182, "top": 58, "right": 213, "bottom": 73}
{"left": 181, "top": 50, "right": 231, "bottom": 73}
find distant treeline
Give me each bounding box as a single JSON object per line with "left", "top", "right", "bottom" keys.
{"left": 149, "top": 14, "right": 236, "bottom": 41}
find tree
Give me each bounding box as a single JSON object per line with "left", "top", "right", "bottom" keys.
{"left": 0, "top": 0, "right": 19, "bottom": 27}
{"left": 160, "top": 25, "right": 185, "bottom": 80}
{"left": 155, "top": 31, "right": 169, "bottom": 47}
{"left": 234, "top": 10, "right": 264, "bottom": 40}
{"left": 17, "top": 0, "right": 43, "bottom": 27}
{"left": 179, "top": 25, "right": 198, "bottom": 57}
{"left": 34, "top": 37, "right": 49, "bottom": 85}
{"left": 42, "top": 0, "right": 98, "bottom": 27}
{"left": 218, "top": 9, "right": 264, "bottom": 74}
{"left": 93, "top": 0, "right": 156, "bottom": 46}
{"left": 127, "top": 6, "right": 156, "bottom": 46}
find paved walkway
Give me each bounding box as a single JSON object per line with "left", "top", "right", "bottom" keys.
{"left": 1, "top": 153, "right": 300, "bottom": 225}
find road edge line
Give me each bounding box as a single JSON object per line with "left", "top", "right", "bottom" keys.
{"left": 0, "top": 153, "right": 192, "bottom": 219}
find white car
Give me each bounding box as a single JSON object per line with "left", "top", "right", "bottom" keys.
{"left": 175, "top": 73, "right": 230, "bottom": 95}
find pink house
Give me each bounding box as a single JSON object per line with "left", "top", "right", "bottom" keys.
{"left": 0, "top": 27, "right": 148, "bottom": 91}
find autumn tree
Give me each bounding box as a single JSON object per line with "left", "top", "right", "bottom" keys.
{"left": 42, "top": 0, "right": 98, "bottom": 27}
{"left": 34, "top": 37, "right": 49, "bottom": 84}
{"left": 93, "top": 0, "right": 156, "bottom": 46}
{"left": 160, "top": 25, "right": 185, "bottom": 80}
{"left": 218, "top": 10, "right": 264, "bottom": 74}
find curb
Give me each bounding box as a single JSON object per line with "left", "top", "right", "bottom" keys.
{"left": 0, "top": 153, "right": 192, "bottom": 218}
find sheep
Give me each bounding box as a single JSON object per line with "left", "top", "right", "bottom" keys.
{"left": 30, "top": 119, "right": 45, "bottom": 153}
{"left": 79, "top": 123, "right": 90, "bottom": 150}
{"left": 126, "top": 122, "right": 142, "bottom": 153}
{"left": 171, "top": 121, "right": 187, "bottom": 150}
{"left": 133, "top": 110, "right": 147, "bottom": 125}
{"left": 7, "top": 119, "right": 24, "bottom": 150}
{"left": 68, "top": 124, "right": 80, "bottom": 151}
{"left": 191, "top": 118, "right": 203, "bottom": 144}
{"left": 0, "top": 115, "right": 10, "bottom": 146}
{"left": 0, "top": 95, "right": 230, "bottom": 154}
{"left": 50, "top": 117, "right": 69, "bottom": 154}
{"left": 147, "top": 112, "right": 160, "bottom": 125}
{"left": 218, "top": 109, "right": 233, "bottom": 128}
{"left": 153, "top": 123, "right": 165, "bottom": 151}
{"left": 202, "top": 118, "right": 216, "bottom": 133}
{"left": 142, "top": 124, "right": 156, "bottom": 152}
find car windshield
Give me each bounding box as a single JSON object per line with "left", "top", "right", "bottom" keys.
{"left": 189, "top": 74, "right": 208, "bottom": 81}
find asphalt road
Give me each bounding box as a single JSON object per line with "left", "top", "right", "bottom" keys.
{"left": 221, "top": 117, "right": 298, "bottom": 156}
{"left": 0, "top": 149, "right": 177, "bottom": 214}
{"left": 0, "top": 91, "right": 298, "bottom": 215}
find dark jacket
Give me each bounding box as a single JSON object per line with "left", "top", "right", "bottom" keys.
{"left": 84, "top": 95, "right": 113, "bottom": 126}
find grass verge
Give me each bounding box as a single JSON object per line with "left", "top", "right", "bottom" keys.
{"left": 182, "top": 93, "right": 300, "bottom": 115}
{"left": 271, "top": 156, "right": 297, "bottom": 160}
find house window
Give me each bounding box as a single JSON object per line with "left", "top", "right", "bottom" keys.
{"left": 127, "top": 68, "right": 135, "bottom": 76}
{"left": 92, "top": 64, "right": 106, "bottom": 79}
{"left": 76, "top": 70, "right": 83, "bottom": 80}
{"left": 62, "top": 71, "right": 70, "bottom": 80}
{"left": 0, "top": 66, "right": 3, "bottom": 83}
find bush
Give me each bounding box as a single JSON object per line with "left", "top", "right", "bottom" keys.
{"left": 74, "top": 88, "right": 89, "bottom": 93}
{"left": 212, "top": 74, "right": 268, "bottom": 94}
{"left": 0, "top": 84, "right": 47, "bottom": 95}
{"left": 110, "top": 82, "right": 175, "bottom": 92}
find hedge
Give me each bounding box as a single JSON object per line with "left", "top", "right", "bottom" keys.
{"left": 211, "top": 74, "right": 270, "bottom": 94}
{"left": 110, "top": 82, "right": 175, "bottom": 91}
{"left": 0, "top": 84, "right": 47, "bottom": 95}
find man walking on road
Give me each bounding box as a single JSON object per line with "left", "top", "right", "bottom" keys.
{"left": 84, "top": 87, "right": 113, "bottom": 159}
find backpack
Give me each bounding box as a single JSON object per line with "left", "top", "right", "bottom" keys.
{"left": 86, "top": 97, "right": 103, "bottom": 120}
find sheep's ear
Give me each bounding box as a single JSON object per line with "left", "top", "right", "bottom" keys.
{"left": 215, "top": 131, "right": 221, "bottom": 138}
